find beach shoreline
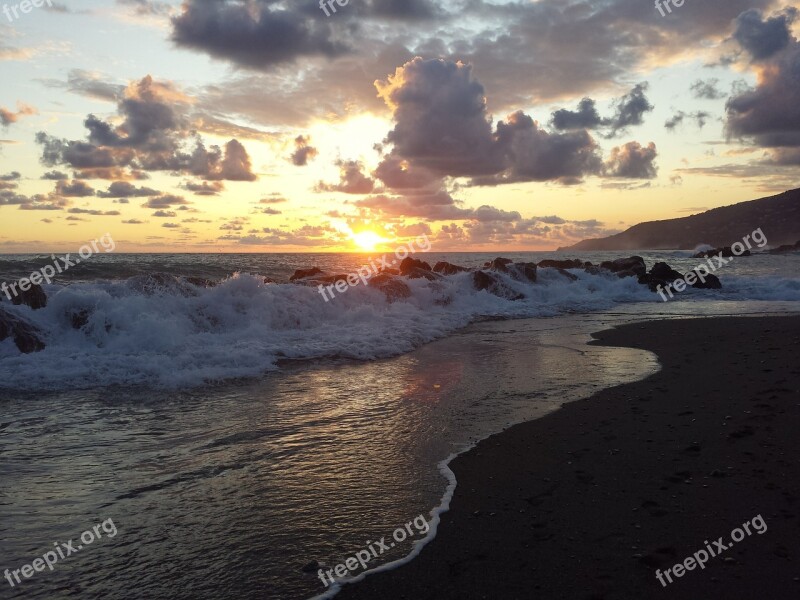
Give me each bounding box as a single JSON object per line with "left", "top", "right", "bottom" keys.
{"left": 335, "top": 316, "right": 800, "bottom": 600}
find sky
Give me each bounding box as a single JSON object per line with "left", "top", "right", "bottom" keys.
{"left": 0, "top": 0, "right": 799, "bottom": 253}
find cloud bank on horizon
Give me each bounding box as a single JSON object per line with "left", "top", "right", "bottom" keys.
{"left": 0, "top": 0, "right": 799, "bottom": 251}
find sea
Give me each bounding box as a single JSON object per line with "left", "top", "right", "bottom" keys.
{"left": 1, "top": 249, "right": 799, "bottom": 599}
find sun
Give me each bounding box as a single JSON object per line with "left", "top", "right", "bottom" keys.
{"left": 351, "top": 230, "right": 385, "bottom": 252}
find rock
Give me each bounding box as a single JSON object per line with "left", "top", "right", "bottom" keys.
{"left": 484, "top": 257, "right": 513, "bottom": 273}
{"left": 1, "top": 281, "right": 48, "bottom": 310}
{"left": 368, "top": 273, "right": 412, "bottom": 302}
{"left": 0, "top": 307, "right": 46, "bottom": 353}
{"left": 687, "top": 269, "right": 722, "bottom": 289}
{"left": 433, "top": 261, "right": 469, "bottom": 275}
{"left": 318, "top": 274, "right": 350, "bottom": 285}
{"left": 694, "top": 246, "right": 751, "bottom": 258}
{"left": 638, "top": 262, "right": 685, "bottom": 292}
{"left": 508, "top": 262, "right": 537, "bottom": 283}
{"left": 649, "top": 262, "right": 684, "bottom": 281}
{"left": 583, "top": 264, "right": 605, "bottom": 276}
{"left": 472, "top": 271, "right": 524, "bottom": 300}
{"left": 399, "top": 257, "right": 432, "bottom": 275}
{"left": 289, "top": 267, "right": 324, "bottom": 282}
{"left": 600, "top": 256, "right": 647, "bottom": 277}
{"left": 555, "top": 268, "right": 579, "bottom": 282}
{"left": 68, "top": 308, "right": 91, "bottom": 330}
{"left": 538, "top": 259, "right": 583, "bottom": 269}
{"left": 768, "top": 240, "right": 800, "bottom": 255}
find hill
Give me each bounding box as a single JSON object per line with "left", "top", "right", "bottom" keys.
{"left": 559, "top": 188, "right": 800, "bottom": 251}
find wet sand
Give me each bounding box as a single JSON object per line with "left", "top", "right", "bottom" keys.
{"left": 336, "top": 316, "right": 800, "bottom": 600}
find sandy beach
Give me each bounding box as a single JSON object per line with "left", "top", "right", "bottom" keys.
{"left": 337, "top": 316, "right": 800, "bottom": 600}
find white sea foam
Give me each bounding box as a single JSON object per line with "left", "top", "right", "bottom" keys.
{"left": 0, "top": 268, "right": 798, "bottom": 390}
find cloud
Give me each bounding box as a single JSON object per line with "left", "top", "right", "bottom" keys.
{"left": 290, "top": 135, "right": 318, "bottom": 166}
{"left": 665, "top": 111, "right": 711, "bottom": 130}
{"left": 550, "top": 84, "right": 654, "bottom": 137}
{"left": 36, "top": 75, "right": 257, "bottom": 181}
{"left": 0, "top": 102, "right": 37, "bottom": 127}
{"left": 690, "top": 78, "right": 726, "bottom": 100}
{"left": 726, "top": 26, "right": 800, "bottom": 149}
{"left": 143, "top": 194, "right": 189, "bottom": 209}
{"left": 0, "top": 171, "right": 20, "bottom": 181}
{"left": 259, "top": 194, "right": 287, "bottom": 204}
{"left": 152, "top": 210, "right": 177, "bottom": 218}
{"left": 171, "top": 1, "right": 351, "bottom": 69}
{"left": 41, "top": 170, "right": 69, "bottom": 180}
{"left": 733, "top": 8, "right": 797, "bottom": 61}
{"left": 316, "top": 160, "right": 376, "bottom": 194}
{"left": 603, "top": 142, "right": 658, "bottom": 179}
{"left": 55, "top": 180, "right": 96, "bottom": 197}
{"left": 97, "top": 181, "right": 161, "bottom": 198}
{"left": 181, "top": 180, "right": 225, "bottom": 196}
{"left": 67, "top": 208, "right": 121, "bottom": 216}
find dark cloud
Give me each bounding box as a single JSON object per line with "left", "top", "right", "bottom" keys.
{"left": 181, "top": 180, "right": 225, "bottom": 196}
{"left": 143, "top": 194, "right": 190, "bottom": 209}
{"left": 0, "top": 171, "right": 20, "bottom": 181}
{"left": 316, "top": 160, "right": 375, "bottom": 194}
{"left": 36, "top": 75, "right": 257, "bottom": 182}
{"left": 97, "top": 181, "right": 161, "bottom": 198}
{"left": 603, "top": 142, "right": 658, "bottom": 179}
{"left": 290, "top": 135, "right": 318, "bottom": 166}
{"left": 55, "top": 180, "right": 95, "bottom": 197}
{"left": 67, "top": 208, "right": 121, "bottom": 216}
{"left": 665, "top": 111, "right": 711, "bottom": 130}
{"left": 153, "top": 210, "right": 178, "bottom": 218}
{"left": 726, "top": 33, "right": 800, "bottom": 149}
{"left": 733, "top": 8, "right": 797, "bottom": 61}
{"left": 41, "top": 170, "right": 69, "bottom": 180}
{"left": 551, "top": 98, "right": 603, "bottom": 131}
{"left": 690, "top": 78, "right": 726, "bottom": 100}
{"left": 375, "top": 59, "right": 603, "bottom": 188}
{"left": 550, "top": 84, "right": 653, "bottom": 137}
{"left": 171, "top": 1, "right": 350, "bottom": 69}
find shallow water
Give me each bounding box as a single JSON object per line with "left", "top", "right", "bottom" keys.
{"left": 3, "top": 300, "right": 797, "bottom": 599}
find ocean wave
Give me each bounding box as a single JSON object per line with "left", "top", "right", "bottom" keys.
{"left": 0, "top": 267, "right": 798, "bottom": 391}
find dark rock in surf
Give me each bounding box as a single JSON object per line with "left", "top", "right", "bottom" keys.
{"left": 768, "top": 240, "right": 800, "bottom": 255}
{"left": 290, "top": 267, "right": 324, "bottom": 282}
{"left": 600, "top": 256, "right": 647, "bottom": 277}
{"left": 484, "top": 257, "right": 513, "bottom": 272}
{"left": 433, "top": 261, "right": 470, "bottom": 275}
{"left": 694, "top": 246, "right": 750, "bottom": 258}
{"left": 368, "top": 273, "right": 412, "bottom": 302}
{"left": 1, "top": 281, "right": 48, "bottom": 310}
{"left": 472, "top": 271, "right": 524, "bottom": 300}
{"left": 399, "top": 257, "right": 432, "bottom": 275}
{"left": 0, "top": 307, "right": 46, "bottom": 353}
{"left": 688, "top": 269, "right": 722, "bottom": 289}
{"left": 508, "top": 262, "right": 538, "bottom": 283}
{"left": 638, "top": 262, "right": 685, "bottom": 292}
{"left": 538, "top": 259, "right": 583, "bottom": 270}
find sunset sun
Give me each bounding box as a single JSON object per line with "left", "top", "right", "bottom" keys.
{"left": 351, "top": 230, "right": 385, "bottom": 252}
